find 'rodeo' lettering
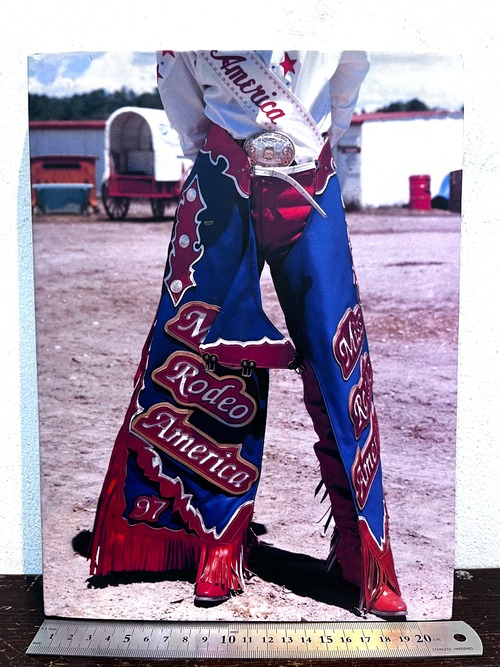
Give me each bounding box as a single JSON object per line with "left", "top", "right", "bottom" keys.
{"left": 152, "top": 351, "right": 256, "bottom": 427}
{"left": 131, "top": 403, "right": 259, "bottom": 495}
{"left": 348, "top": 352, "right": 374, "bottom": 439}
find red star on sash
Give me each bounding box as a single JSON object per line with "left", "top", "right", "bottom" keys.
{"left": 280, "top": 52, "right": 297, "bottom": 76}
{"left": 157, "top": 51, "right": 175, "bottom": 79}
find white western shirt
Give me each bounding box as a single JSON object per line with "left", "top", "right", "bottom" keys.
{"left": 156, "top": 50, "right": 369, "bottom": 163}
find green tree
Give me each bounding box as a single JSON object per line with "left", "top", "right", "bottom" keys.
{"left": 376, "top": 98, "right": 430, "bottom": 113}
{"left": 28, "top": 88, "right": 163, "bottom": 121}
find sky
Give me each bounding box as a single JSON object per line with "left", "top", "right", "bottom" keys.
{"left": 27, "top": 51, "right": 464, "bottom": 113}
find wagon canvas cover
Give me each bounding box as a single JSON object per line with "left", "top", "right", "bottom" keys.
{"left": 103, "top": 106, "right": 191, "bottom": 183}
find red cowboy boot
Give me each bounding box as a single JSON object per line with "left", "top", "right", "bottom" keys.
{"left": 193, "top": 532, "right": 251, "bottom": 606}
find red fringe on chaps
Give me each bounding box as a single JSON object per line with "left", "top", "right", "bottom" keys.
{"left": 196, "top": 535, "right": 249, "bottom": 594}
{"left": 89, "top": 315, "right": 255, "bottom": 590}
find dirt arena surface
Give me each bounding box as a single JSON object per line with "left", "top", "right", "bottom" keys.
{"left": 32, "top": 202, "right": 460, "bottom": 622}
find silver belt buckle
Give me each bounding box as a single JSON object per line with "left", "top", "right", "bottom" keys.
{"left": 243, "top": 131, "right": 295, "bottom": 167}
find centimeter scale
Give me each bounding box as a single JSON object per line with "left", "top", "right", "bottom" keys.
{"left": 27, "top": 619, "right": 482, "bottom": 660}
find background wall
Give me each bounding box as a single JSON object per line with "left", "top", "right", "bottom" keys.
{"left": 29, "top": 123, "right": 106, "bottom": 195}
{"left": 361, "top": 116, "right": 464, "bottom": 207}
{"left": 1, "top": 0, "right": 499, "bottom": 576}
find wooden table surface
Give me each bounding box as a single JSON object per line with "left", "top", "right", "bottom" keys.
{"left": 1, "top": 569, "right": 498, "bottom": 666}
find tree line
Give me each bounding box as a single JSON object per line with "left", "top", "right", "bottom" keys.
{"left": 28, "top": 87, "right": 163, "bottom": 121}
{"left": 28, "top": 88, "right": 432, "bottom": 121}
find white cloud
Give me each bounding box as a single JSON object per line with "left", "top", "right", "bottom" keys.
{"left": 29, "top": 51, "right": 157, "bottom": 97}
{"left": 28, "top": 51, "right": 464, "bottom": 111}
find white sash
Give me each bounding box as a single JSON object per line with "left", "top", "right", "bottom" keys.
{"left": 199, "top": 51, "right": 324, "bottom": 154}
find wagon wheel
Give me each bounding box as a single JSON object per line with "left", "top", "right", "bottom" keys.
{"left": 150, "top": 198, "right": 168, "bottom": 220}
{"left": 101, "top": 181, "right": 130, "bottom": 220}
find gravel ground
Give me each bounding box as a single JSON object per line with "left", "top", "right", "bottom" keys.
{"left": 32, "top": 201, "right": 460, "bottom": 622}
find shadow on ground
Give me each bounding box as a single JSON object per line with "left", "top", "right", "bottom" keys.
{"left": 74, "top": 528, "right": 360, "bottom": 614}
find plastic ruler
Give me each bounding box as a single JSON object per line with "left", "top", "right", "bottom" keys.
{"left": 27, "top": 619, "right": 482, "bottom": 659}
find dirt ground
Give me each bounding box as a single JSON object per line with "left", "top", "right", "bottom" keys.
{"left": 32, "top": 201, "right": 460, "bottom": 623}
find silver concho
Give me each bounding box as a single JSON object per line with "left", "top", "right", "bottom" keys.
{"left": 243, "top": 131, "right": 295, "bottom": 167}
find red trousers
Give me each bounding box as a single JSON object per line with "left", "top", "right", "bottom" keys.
{"left": 250, "top": 170, "right": 362, "bottom": 586}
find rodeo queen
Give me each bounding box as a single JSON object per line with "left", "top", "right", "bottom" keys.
{"left": 89, "top": 50, "right": 407, "bottom": 618}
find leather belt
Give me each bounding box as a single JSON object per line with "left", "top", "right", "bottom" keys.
{"left": 243, "top": 131, "right": 327, "bottom": 218}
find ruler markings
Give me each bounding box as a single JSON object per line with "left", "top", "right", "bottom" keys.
{"left": 26, "top": 619, "right": 482, "bottom": 659}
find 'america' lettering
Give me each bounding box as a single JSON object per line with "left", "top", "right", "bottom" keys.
{"left": 351, "top": 408, "right": 381, "bottom": 509}
{"left": 131, "top": 403, "right": 259, "bottom": 495}
{"left": 209, "top": 51, "right": 286, "bottom": 124}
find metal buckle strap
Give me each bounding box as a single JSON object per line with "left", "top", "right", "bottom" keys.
{"left": 251, "top": 164, "right": 327, "bottom": 218}
{"left": 273, "top": 161, "right": 319, "bottom": 175}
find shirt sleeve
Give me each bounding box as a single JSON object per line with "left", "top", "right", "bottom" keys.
{"left": 329, "top": 51, "right": 370, "bottom": 147}
{"left": 156, "top": 51, "right": 210, "bottom": 160}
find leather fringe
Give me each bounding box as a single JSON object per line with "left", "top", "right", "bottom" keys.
{"left": 325, "top": 527, "right": 340, "bottom": 573}
{"left": 91, "top": 520, "right": 202, "bottom": 577}
{"left": 91, "top": 481, "right": 253, "bottom": 584}
{"left": 89, "top": 419, "right": 202, "bottom": 576}
{"left": 326, "top": 513, "right": 402, "bottom": 615}
{"left": 358, "top": 515, "right": 402, "bottom": 614}
{"left": 196, "top": 531, "right": 251, "bottom": 593}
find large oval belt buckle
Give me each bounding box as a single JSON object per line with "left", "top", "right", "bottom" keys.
{"left": 243, "top": 131, "right": 295, "bottom": 167}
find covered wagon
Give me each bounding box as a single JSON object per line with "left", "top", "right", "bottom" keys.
{"left": 101, "top": 106, "right": 191, "bottom": 220}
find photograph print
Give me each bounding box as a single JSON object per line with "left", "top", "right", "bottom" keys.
{"left": 29, "top": 49, "right": 462, "bottom": 622}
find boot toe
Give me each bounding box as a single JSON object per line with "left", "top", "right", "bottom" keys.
{"left": 370, "top": 585, "right": 407, "bottom": 618}
{"left": 194, "top": 581, "right": 231, "bottom": 607}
